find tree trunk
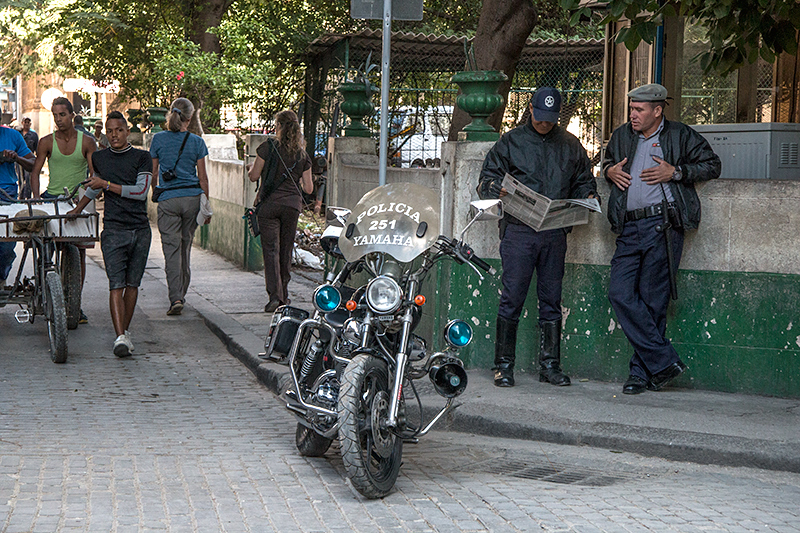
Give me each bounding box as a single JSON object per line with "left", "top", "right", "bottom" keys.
{"left": 188, "top": 0, "right": 233, "bottom": 132}
{"left": 448, "top": 0, "right": 537, "bottom": 140}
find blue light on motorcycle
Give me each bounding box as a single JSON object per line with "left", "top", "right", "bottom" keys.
{"left": 313, "top": 285, "right": 341, "bottom": 312}
{"left": 444, "top": 319, "right": 473, "bottom": 348}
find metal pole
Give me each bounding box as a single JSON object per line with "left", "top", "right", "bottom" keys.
{"left": 378, "top": 0, "right": 392, "bottom": 186}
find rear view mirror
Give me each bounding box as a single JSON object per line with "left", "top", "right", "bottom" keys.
{"left": 460, "top": 199, "right": 504, "bottom": 240}
{"left": 469, "top": 199, "right": 503, "bottom": 221}
{"left": 325, "top": 207, "right": 351, "bottom": 227}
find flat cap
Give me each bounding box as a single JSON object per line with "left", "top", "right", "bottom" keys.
{"left": 627, "top": 83, "right": 668, "bottom": 102}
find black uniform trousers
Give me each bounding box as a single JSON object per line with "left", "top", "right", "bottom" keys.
{"left": 498, "top": 223, "right": 567, "bottom": 323}
{"left": 608, "top": 216, "right": 684, "bottom": 380}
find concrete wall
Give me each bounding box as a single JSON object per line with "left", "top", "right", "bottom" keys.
{"left": 328, "top": 138, "right": 800, "bottom": 398}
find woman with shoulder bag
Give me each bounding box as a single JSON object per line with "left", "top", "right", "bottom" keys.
{"left": 149, "top": 97, "right": 211, "bottom": 316}
{"left": 247, "top": 110, "right": 313, "bottom": 313}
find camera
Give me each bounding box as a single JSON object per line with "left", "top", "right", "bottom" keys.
{"left": 162, "top": 169, "right": 177, "bottom": 182}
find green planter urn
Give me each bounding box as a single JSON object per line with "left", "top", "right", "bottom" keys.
{"left": 450, "top": 70, "right": 508, "bottom": 141}
{"left": 338, "top": 82, "right": 376, "bottom": 138}
{"left": 126, "top": 109, "right": 144, "bottom": 132}
{"left": 146, "top": 107, "right": 168, "bottom": 133}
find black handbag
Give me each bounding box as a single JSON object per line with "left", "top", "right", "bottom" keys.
{"left": 244, "top": 207, "right": 260, "bottom": 237}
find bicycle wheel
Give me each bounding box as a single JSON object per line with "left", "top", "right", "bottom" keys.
{"left": 61, "top": 244, "right": 82, "bottom": 330}
{"left": 44, "top": 271, "right": 68, "bottom": 363}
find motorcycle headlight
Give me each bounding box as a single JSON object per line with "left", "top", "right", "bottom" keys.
{"left": 444, "top": 319, "right": 473, "bottom": 348}
{"left": 365, "top": 276, "right": 402, "bottom": 314}
{"left": 313, "top": 285, "right": 341, "bottom": 312}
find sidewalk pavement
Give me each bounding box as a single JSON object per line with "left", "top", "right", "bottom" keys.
{"left": 89, "top": 223, "right": 800, "bottom": 475}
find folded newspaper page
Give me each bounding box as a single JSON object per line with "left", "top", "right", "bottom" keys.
{"left": 501, "top": 174, "right": 601, "bottom": 231}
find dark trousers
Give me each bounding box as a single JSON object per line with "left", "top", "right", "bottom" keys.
{"left": 257, "top": 201, "right": 300, "bottom": 305}
{"left": 0, "top": 190, "right": 17, "bottom": 281}
{"left": 608, "top": 216, "right": 684, "bottom": 380}
{"left": 498, "top": 224, "right": 567, "bottom": 323}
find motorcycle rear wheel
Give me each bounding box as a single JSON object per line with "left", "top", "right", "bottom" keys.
{"left": 338, "top": 354, "right": 402, "bottom": 498}
{"left": 295, "top": 423, "right": 333, "bottom": 457}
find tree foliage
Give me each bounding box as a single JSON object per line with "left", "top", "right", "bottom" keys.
{"left": 561, "top": 0, "right": 800, "bottom": 75}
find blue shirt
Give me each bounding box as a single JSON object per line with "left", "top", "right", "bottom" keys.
{"left": 0, "top": 126, "right": 32, "bottom": 195}
{"left": 149, "top": 130, "right": 208, "bottom": 201}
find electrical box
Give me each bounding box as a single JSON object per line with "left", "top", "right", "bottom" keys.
{"left": 691, "top": 123, "right": 800, "bottom": 180}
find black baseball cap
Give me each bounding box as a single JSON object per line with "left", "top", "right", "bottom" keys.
{"left": 530, "top": 87, "right": 561, "bottom": 123}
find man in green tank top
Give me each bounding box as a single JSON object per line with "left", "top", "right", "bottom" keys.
{"left": 30, "top": 96, "right": 97, "bottom": 324}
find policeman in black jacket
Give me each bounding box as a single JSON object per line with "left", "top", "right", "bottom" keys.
{"left": 478, "top": 87, "right": 598, "bottom": 388}
{"left": 603, "top": 83, "right": 720, "bottom": 395}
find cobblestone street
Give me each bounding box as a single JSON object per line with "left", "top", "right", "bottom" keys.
{"left": 2, "top": 260, "right": 799, "bottom": 532}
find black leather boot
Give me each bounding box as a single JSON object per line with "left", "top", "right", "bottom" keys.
{"left": 493, "top": 316, "right": 518, "bottom": 387}
{"left": 538, "top": 320, "right": 570, "bottom": 386}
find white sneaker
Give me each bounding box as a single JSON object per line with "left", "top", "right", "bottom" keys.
{"left": 124, "top": 330, "right": 134, "bottom": 352}
{"left": 113, "top": 334, "right": 133, "bottom": 358}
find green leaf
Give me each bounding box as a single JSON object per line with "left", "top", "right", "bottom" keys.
{"left": 624, "top": 28, "right": 643, "bottom": 50}
{"left": 776, "top": 20, "right": 799, "bottom": 55}
{"left": 610, "top": 0, "right": 629, "bottom": 19}
{"left": 560, "top": 0, "right": 579, "bottom": 10}
{"left": 759, "top": 46, "right": 776, "bottom": 63}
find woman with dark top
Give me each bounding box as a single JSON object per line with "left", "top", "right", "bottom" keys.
{"left": 149, "top": 98, "right": 211, "bottom": 316}
{"left": 247, "top": 110, "right": 313, "bottom": 313}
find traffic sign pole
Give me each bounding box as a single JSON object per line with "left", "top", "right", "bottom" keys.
{"left": 378, "top": 0, "right": 392, "bottom": 186}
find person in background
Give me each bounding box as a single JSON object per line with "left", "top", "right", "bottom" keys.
{"left": 0, "top": 125, "right": 35, "bottom": 286}
{"left": 247, "top": 110, "right": 313, "bottom": 313}
{"left": 93, "top": 120, "right": 110, "bottom": 150}
{"left": 477, "top": 87, "right": 598, "bottom": 388}
{"left": 73, "top": 115, "right": 96, "bottom": 143}
{"left": 604, "top": 83, "right": 721, "bottom": 395}
{"left": 30, "top": 96, "right": 97, "bottom": 324}
{"left": 68, "top": 111, "right": 152, "bottom": 357}
{"left": 19, "top": 116, "right": 38, "bottom": 199}
{"left": 149, "top": 97, "right": 210, "bottom": 316}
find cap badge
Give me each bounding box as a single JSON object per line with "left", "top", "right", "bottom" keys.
{"left": 544, "top": 96, "right": 555, "bottom": 108}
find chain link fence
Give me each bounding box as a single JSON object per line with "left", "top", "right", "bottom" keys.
{"left": 308, "top": 32, "right": 604, "bottom": 167}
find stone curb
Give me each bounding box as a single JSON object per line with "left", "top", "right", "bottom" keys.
{"left": 184, "top": 281, "right": 800, "bottom": 475}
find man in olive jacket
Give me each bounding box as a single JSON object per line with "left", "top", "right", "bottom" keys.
{"left": 603, "top": 83, "right": 721, "bottom": 395}
{"left": 478, "top": 87, "right": 598, "bottom": 388}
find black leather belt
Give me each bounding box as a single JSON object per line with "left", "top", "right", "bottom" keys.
{"left": 625, "top": 203, "right": 675, "bottom": 222}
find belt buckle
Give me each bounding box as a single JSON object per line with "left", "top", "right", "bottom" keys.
{"left": 635, "top": 208, "right": 645, "bottom": 220}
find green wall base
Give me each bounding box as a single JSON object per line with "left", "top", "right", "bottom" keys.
{"left": 441, "top": 261, "right": 800, "bottom": 398}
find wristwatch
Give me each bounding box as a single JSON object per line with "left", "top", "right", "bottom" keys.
{"left": 672, "top": 165, "right": 682, "bottom": 181}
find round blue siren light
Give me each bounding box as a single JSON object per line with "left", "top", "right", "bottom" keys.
{"left": 445, "top": 319, "right": 473, "bottom": 348}
{"left": 313, "top": 285, "right": 341, "bottom": 312}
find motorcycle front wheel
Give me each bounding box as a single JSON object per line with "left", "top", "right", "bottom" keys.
{"left": 337, "top": 354, "right": 402, "bottom": 498}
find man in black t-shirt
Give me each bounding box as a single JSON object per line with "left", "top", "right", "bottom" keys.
{"left": 69, "top": 111, "right": 152, "bottom": 357}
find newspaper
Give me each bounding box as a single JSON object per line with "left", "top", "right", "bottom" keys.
{"left": 501, "top": 174, "right": 601, "bottom": 231}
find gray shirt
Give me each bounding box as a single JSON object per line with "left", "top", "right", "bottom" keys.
{"left": 626, "top": 119, "right": 674, "bottom": 210}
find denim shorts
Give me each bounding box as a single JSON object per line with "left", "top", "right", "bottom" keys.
{"left": 101, "top": 227, "right": 152, "bottom": 290}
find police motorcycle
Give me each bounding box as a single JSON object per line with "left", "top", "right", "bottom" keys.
{"left": 263, "top": 182, "right": 502, "bottom": 498}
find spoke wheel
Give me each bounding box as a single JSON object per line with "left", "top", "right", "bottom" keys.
{"left": 338, "top": 354, "right": 402, "bottom": 498}
{"left": 61, "top": 244, "right": 82, "bottom": 330}
{"left": 44, "top": 271, "right": 68, "bottom": 363}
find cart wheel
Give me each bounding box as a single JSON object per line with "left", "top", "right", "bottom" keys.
{"left": 44, "top": 271, "right": 68, "bottom": 364}
{"left": 61, "top": 244, "right": 82, "bottom": 330}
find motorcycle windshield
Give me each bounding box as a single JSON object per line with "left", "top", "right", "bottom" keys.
{"left": 339, "top": 182, "right": 440, "bottom": 263}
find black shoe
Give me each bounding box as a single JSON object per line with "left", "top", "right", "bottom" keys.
{"left": 647, "top": 360, "right": 688, "bottom": 391}
{"left": 623, "top": 375, "right": 649, "bottom": 395}
{"left": 494, "top": 366, "right": 515, "bottom": 387}
{"left": 540, "top": 366, "right": 571, "bottom": 386}
{"left": 78, "top": 309, "right": 88, "bottom": 324}
{"left": 264, "top": 299, "right": 281, "bottom": 313}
